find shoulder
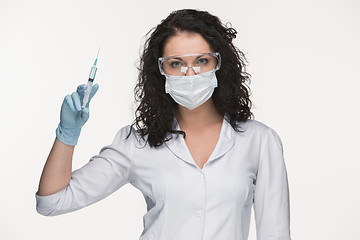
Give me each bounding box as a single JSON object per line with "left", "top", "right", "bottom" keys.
{"left": 236, "top": 119, "right": 276, "bottom": 135}
{"left": 111, "top": 125, "right": 148, "bottom": 148}
{"left": 233, "top": 119, "right": 283, "bottom": 145}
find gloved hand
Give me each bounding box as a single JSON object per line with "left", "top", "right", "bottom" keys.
{"left": 56, "top": 83, "right": 99, "bottom": 145}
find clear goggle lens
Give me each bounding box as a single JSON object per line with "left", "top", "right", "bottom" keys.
{"left": 158, "top": 52, "right": 221, "bottom": 76}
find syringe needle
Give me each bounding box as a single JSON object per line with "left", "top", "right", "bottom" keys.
{"left": 96, "top": 47, "right": 101, "bottom": 59}
{"left": 94, "top": 47, "right": 101, "bottom": 66}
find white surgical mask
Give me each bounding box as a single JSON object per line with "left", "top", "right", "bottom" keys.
{"left": 165, "top": 70, "right": 218, "bottom": 110}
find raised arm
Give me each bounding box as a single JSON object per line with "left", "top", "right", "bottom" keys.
{"left": 37, "top": 84, "right": 99, "bottom": 196}
{"left": 37, "top": 139, "right": 74, "bottom": 196}
{"left": 36, "top": 126, "right": 133, "bottom": 216}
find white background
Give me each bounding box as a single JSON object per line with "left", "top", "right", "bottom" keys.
{"left": 1, "top": 0, "right": 359, "bottom": 239}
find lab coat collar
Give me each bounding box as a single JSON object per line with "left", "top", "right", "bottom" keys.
{"left": 165, "top": 117, "right": 235, "bottom": 169}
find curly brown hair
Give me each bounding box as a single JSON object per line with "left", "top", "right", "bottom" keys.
{"left": 131, "top": 9, "right": 253, "bottom": 147}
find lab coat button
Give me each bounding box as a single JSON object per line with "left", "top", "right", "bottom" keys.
{"left": 200, "top": 173, "right": 204, "bottom": 179}
{"left": 195, "top": 210, "right": 203, "bottom": 217}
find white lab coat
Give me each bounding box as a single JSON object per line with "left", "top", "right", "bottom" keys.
{"left": 36, "top": 118, "right": 291, "bottom": 240}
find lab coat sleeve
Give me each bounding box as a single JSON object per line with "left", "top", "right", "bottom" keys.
{"left": 253, "top": 128, "right": 291, "bottom": 240}
{"left": 36, "top": 126, "right": 134, "bottom": 216}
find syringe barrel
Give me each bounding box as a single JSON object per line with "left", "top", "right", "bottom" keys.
{"left": 82, "top": 81, "right": 93, "bottom": 108}
{"left": 88, "top": 66, "right": 97, "bottom": 80}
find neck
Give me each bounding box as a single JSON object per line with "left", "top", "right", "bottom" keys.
{"left": 176, "top": 98, "right": 223, "bottom": 129}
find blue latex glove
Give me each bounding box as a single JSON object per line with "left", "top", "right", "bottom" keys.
{"left": 56, "top": 83, "right": 99, "bottom": 145}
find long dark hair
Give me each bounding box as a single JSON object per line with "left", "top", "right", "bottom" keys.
{"left": 131, "top": 9, "right": 253, "bottom": 147}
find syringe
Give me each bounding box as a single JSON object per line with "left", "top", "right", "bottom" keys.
{"left": 82, "top": 47, "right": 100, "bottom": 108}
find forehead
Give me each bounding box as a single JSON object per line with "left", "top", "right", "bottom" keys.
{"left": 163, "top": 31, "right": 212, "bottom": 58}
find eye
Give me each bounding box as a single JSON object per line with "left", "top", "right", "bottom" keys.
{"left": 170, "top": 61, "right": 182, "bottom": 68}
{"left": 197, "top": 58, "right": 208, "bottom": 65}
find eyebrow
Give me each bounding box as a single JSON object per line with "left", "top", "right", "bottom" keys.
{"left": 170, "top": 54, "right": 206, "bottom": 61}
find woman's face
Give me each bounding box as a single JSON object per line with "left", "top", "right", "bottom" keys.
{"left": 163, "top": 31, "right": 212, "bottom": 76}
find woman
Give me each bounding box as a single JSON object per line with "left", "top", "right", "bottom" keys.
{"left": 36, "top": 9, "right": 291, "bottom": 240}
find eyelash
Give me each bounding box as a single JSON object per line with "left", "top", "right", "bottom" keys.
{"left": 197, "top": 59, "right": 208, "bottom": 64}
{"left": 169, "top": 58, "right": 209, "bottom": 68}
{"left": 170, "top": 61, "right": 182, "bottom": 68}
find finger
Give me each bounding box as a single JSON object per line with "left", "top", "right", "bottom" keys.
{"left": 65, "top": 94, "right": 76, "bottom": 112}
{"left": 80, "top": 108, "right": 90, "bottom": 123}
{"left": 76, "top": 84, "right": 88, "bottom": 98}
{"left": 71, "top": 92, "right": 82, "bottom": 111}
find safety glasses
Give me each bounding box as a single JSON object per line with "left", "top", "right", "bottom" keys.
{"left": 158, "top": 52, "right": 221, "bottom": 76}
